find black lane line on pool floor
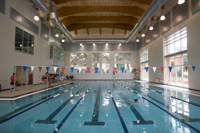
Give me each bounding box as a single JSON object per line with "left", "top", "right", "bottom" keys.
{"left": 0, "top": 82, "right": 76, "bottom": 122}
{"left": 117, "top": 81, "right": 200, "bottom": 133}
{"left": 36, "top": 82, "right": 91, "bottom": 124}
{"left": 106, "top": 82, "right": 129, "bottom": 133}
{"left": 126, "top": 81, "right": 200, "bottom": 108}
{"left": 53, "top": 82, "right": 96, "bottom": 133}
{"left": 110, "top": 83, "right": 154, "bottom": 125}
{"left": 0, "top": 81, "right": 87, "bottom": 124}
{"left": 84, "top": 83, "right": 105, "bottom": 125}
{"left": 123, "top": 81, "right": 200, "bottom": 123}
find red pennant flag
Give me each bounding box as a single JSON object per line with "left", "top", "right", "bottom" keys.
{"left": 98, "top": 71, "right": 99, "bottom": 73}
{"left": 107, "top": 71, "right": 108, "bottom": 73}
{"left": 137, "top": 67, "right": 140, "bottom": 73}
{"left": 112, "top": 67, "right": 116, "bottom": 73}
{"left": 61, "top": 67, "right": 65, "bottom": 73}
{"left": 38, "top": 66, "right": 42, "bottom": 72}
{"left": 160, "top": 67, "right": 164, "bottom": 73}
{"left": 86, "top": 67, "right": 90, "bottom": 73}
{"left": 125, "top": 71, "right": 126, "bottom": 73}
{"left": 116, "top": 71, "right": 117, "bottom": 73}
{"left": 185, "top": 66, "right": 188, "bottom": 72}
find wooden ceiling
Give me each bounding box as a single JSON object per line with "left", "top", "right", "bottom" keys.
{"left": 51, "top": 0, "right": 152, "bottom": 35}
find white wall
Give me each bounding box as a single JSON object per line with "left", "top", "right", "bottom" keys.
{"left": 63, "top": 51, "right": 138, "bottom": 80}
{"left": 0, "top": 0, "right": 61, "bottom": 89}
{"left": 138, "top": 0, "right": 200, "bottom": 90}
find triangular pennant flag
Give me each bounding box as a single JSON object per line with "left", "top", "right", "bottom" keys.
{"left": 121, "top": 67, "right": 125, "bottom": 73}
{"left": 38, "top": 66, "right": 42, "bottom": 72}
{"left": 54, "top": 67, "right": 57, "bottom": 73}
{"left": 177, "top": 66, "right": 180, "bottom": 72}
{"left": 79, "top": 67, "right": 82, "bottom": 73}
{"left": 23, "top": 66, "right": 27, "bottom": 71}
{"left": 185, "top": 66, "right": 188, "bottom": 72}
{"left": 137, "top": 67, "right": 140, "bottom": 73}
{"left": 160, "top": 67, "right": 164, "bottom": 73}
{"left": 129, "top": 67, "right": 133, "bottom": 73}
{"left": 31, "top": 66, "right": 34, "bottom": 72}
{"left": 46, "top": 67, "right": 50, "bottom": 72}
{"left": 70, "top": 67, "right": 74, "bottom": 73}
{"left": 168, "top": 66, "right": 172, "bottom": 73}
{"left": 145, "top": 67, "right": 149, "bottom": 73}
{"left": 95, "top": 67, "right": 99, "bottom": 73}
{"left": 86, "top": 67, "right": 90, "bottom": 73}
{"left": 104, "top": 68, "right": 107, "bottom": 73}
{"left": 61, "top": 67, "right": 65, "bottom": 73}
{"left": 192, "top": 66, "right": 196, "bottom": 71}
{"left": 153, "top": 67, "right": 156, "bottom": 73}
{"left": 112, "top": 67, "right": 116, "bottom": 74}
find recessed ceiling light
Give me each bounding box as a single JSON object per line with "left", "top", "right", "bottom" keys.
{"left": 93, "top": 43, "right": 95, "bottom": 46}
{"left": 62, "top": 39, "right": 65, "bottom": 42}
{"left": 20, "top": 44, "right": 22, "bottom": 47}
{"left": 55, "top": 34, "right": 59, "bottom": 37}
{"left": 80, "top": 43, "right": 82, "bottom": 46}
{"left": 160, "top": 15, "right": 166, "bottom": 21}
{"left": 178, "top": 0, "right": 185, "bottom": 5}
{"left": 119, "top": 43, "right": 121, "bottom": 46}
{"left": 31, "top": 44, "right": 34, "bottom": 47}
{"left": 106, "top": 43, "right": 108, "bottom": 46}
{"left": 136, "top": 39, "right": 140, "bottom": 42}
{"left": 142, "top": 34, "right": 145, "bottom": 37}
{"left": 149, "top": 26, "right": 154, "bottom": 30}
{"left": 34, "top": 16, "right": 39, "bottom": 21}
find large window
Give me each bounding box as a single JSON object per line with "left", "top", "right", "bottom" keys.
{"left": 92, "top": 53, "right": 100, "bottom": 69}
{"left": 102, "top": 53, "right": 109, "bottom": 69}
{"left": 70, "top": 53, "right": 87, "bottom": 69}
{"left": 114, "top": 53, "right": 131, "bottom": 69}
{"left": 164, "top": 26, "right": 188, "bottom": 87}
{"left": 140, "top": 47, "right": 149, "bottom": 80}
{"left": 50, "top": 45, "right": 64, "bottom": 61}
{"left": 15, "top": 27, "right": 34, "bottom": 55}
{"left": 164, "top": 26, "right": 187, "bottom": 56}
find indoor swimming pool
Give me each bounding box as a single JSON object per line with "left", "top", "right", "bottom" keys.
{"left": 0, "top": 81, "right": 200, "bottom": 133}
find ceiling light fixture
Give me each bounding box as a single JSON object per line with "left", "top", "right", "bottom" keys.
{"left": 178, "top": 0, "right": 185, "bottom": 5}
{"left": 34, "top": 16, "right": 39, "bottom": 21}
{"left": 62, "top": 39, "right": 65, "bottom": 42}
{"left": 55, "top": 34, "right": 59, "bottom": 37}
{"left": 31, "top": 44, "right": 34, "bottom": 47}
{"left": 80, "top": 43, "right": 82, "bottom": 46}
{"left": 160, "top": 15, "right": 166, "bottom": 21}
{"left": 106, "top": 43, "right": 108, "bottom": 46}
{"left": 119, "top": 43, "right": 121, "bottom": 46}
{"left": 136, "top": 39, "right": 140, "bottom": 42}
{"left": 149, "top": 26, "right": 154, "bottom": 30}
{"left": 93, "top": 43, "right": 95, "bottom": 46}
{"left": 142, "top": 34, "right": 145, "bottom": 37}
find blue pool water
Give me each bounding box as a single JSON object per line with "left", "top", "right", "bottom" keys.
{"left": 0, "top": 81, "right": 200, "bottom": 133}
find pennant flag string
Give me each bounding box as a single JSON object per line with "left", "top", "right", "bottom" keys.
{"left": 46, "top": 67, "right": 50, "bottom": 72}
{"left": 192, "top": 66, "right": 196, "bottom": 71}
{"left": 168, "top": 66, "right": 172, "bottom": 73}
{"left": 152, "top": 67, "right": 156, "bottom": 73}
{"left": 129, "top": 67, "right": 133, "bottom": 73}
{"left": 121, "top": 67, "right": 125, "bottom": 73}
{"left": 23, "top": 66, "right": 27, "bottom": 72}
{"left": 31, "top": 66, "right": 34, "bottom": 72}
{"left": 70, "top": 67, "right": 74, "bottom": 73}
{"left": 185, "top": 66, "right": 188, "bottom": 72}
{"left": 145, "top": 67, "right": 149, "bottom": 73}
{"left": 38, "top": 66, "right": 42, "bottom": 72}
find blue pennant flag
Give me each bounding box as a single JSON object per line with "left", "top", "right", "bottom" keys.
{"left": 70, "top": 67, "right": 74, "bottom": 73}
{"left": 46, "top": 67, "right": 50, "bottom": 72}
{"left": 192, "top": 66, "right": 196, "bottom": 71}
{"left": 86, "top": 71, "right": 87, "bottom": 73}
{"left": 145, "top": 67, "right": 149, "bottom": 73}
{"left": 77, "top": 71, "right": 79, "bottom": 73}
{"left": 121, "top": 67, "right": 125, "bottom": 73}
{"left": 23, "top": 66, "right": 27, "bottom": 71}
{"left": 95, "top": 67, "right": 99, "bottom": 73}
{"left": 168, "top": 66, "right": 172, "bottom": 72}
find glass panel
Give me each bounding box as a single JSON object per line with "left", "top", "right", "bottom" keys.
{"left": 183, "top": 53, "right": 188, "bottom": 87}
{"left": 170, "top": 56, "right": 176, "bottom": 85}
{"left": 70, "top": 63, "right": 79, "bottom": 69}
{"left": 70, "top": 53, "right": 74, "bottom": 62}
{"left": 176, "top": 55, "right": 182, "bottom": 86}
{"left": 102, "top": 63, "right": 109, "bottom": 69}
{"left": 15, "top": 33, "right": 22, "bottom": 51}
{"left": 92, "top": 63, "right": 100, "bottom": 69}
{"left": 166, "top": 57, "right": 170, "bottom": 84}
{"left": 22, "top": 36, "right": 28, "bottom": 53}
{"left": 115, "top": 53, "right": 124, "bottom": 62}
{"left": 182, "top": 38, "right": 187, "bottom": 51}
{"left": 114, "top": 63, "right": 125, "bottom": 69}
{"left": 124, "top": 53, "right": 131, "bottom": 62}
{"left": 92, "top": 53, "right": 99, "bottom": 62}
{"left": 28, "top": 39, "right": 34, "bottom": 54}
{"left": 102, "top": 53, "right": 109, "bottom": 62}
{"left": 81, "top": 63, "right": 87, "bottom": 69}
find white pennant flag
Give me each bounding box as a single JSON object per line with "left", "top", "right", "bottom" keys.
{"left": 54, "top": 67, "right": 58, "bottom": 73}
{"left": 177, "top": 66, "right": 180, "bottom": 72}
{"left": 153, "top": 67, "right": 157, "bottom": 73}
{"left": 129, "top": 67, "right": 133, "bottom": 73}
{"left": 79, "top": 67, "right": 82, "bottom": 73}
{"left": 31, "top": 66, "right": 34, "bottom": 72}
{"left": 104, "top": 68, "right": 107, "bottom": 73}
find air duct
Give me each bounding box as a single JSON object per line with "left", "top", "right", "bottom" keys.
{"left": 126, "top": 0, "right": 167, "bottom": 42}
{"left": 50, "top": 1, "right": 75, "bottom": 43}
{"left": 31, "top": 0, "right": 51, "bottom": 12}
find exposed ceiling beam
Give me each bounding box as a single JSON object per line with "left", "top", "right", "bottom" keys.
{"left": 67, "top": 23, "right": 133, "bottom": 31}
{"left": 53, "top": 0, "right": 152, "bottom": 5}
{"left": 75, "top": 30, "right": 77, "bottom": 35}
{"left": 87, "top": 28, "right": 89, "bottom": 35}
{"left": 124, "top": 30, "right": 126, "bottom": 35}
{"left": 112, "top": 28, "right": 114, "bottom": 35}
{"left": 100, "top": 27, "right": 101, "bottom": 35}
{"left": 57, "top": 6, "right": 144, "bottom": 18}
{"left": 61, "top": 16, "right": 138, "bottom": 26}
